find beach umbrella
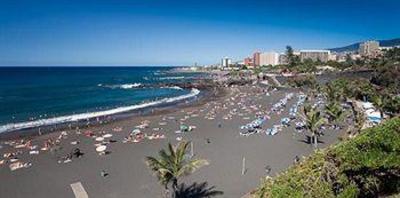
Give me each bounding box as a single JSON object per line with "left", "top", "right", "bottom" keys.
{"left": 95, "top": 137, "right": 104, "bottom": 142}
{"left": 96, "top": 145, "right": 107, "bottom": 152}
{"left": 180, "top": 124, "right": 189, "bottom": 132}
{"left": 132, "top": 129, "right": 141, "bottom": 134}
{"left": 103, "top": 134, "right": 112, "bottom": 138}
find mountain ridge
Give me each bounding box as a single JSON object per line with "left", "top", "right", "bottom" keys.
{"left": 328, "top": 38, "right": 400, "bottom": 53}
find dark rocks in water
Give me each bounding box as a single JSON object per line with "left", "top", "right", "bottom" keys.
{"left": 155, "top": 80, "right": 219, "bottom": 90}
{"left": 148, "top": 77, "right": 253, "bottom": 90}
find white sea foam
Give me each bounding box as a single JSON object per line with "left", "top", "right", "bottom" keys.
{"left": 161, "top": 86, "right": 183, "bottom": 90}
{"left": 158, "top": 76, "right": 185, "bottom": 80}
{"left": 120, "top": 83, "right": 142, "bottom": 89}
{"left": 0, "top": 88, "right": 200, "bottom": 133}
{"left": 98, "top": 83, "right": 142, "bottom": 89}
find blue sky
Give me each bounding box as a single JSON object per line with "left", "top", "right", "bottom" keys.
{"left": 0, "top": 0, "right": 399, "bottom": 66}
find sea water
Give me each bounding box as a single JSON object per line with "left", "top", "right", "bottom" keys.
{"left": 0, "top": 67, "right": 203, "bottom": 133}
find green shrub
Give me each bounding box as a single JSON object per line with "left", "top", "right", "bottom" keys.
{"left": 253, "top": 117, "right": 400, "bottom": 198}
{"left": 287, "top": 75, "right": 317, "bottom": 88}
{"left": 337, "top": 182, "right": 359, "bottom": 198}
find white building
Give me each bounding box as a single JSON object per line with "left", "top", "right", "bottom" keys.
{"left": 293, "top": 51, "right": 301, "bottom": 56}
{"left": 221, "top": 57, "right": 232, "bottom": 67}
{"left": 259, "top": 52, "right": 279, "bottom": 66}
{"left": 359, "top": 41, "right": 380, "bottom": 57}
{"left": 328, "top": 53, "right": 337, "bottom": 61}
{"left": 300, "top": 50, "right": 331, "bottom": 62}
{"left": 351, "top": 54, "right": 362, "bottom": 60}
{"left": 379, "top": 46, "right": 399, "bottom": 51}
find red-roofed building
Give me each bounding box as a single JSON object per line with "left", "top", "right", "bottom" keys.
{"left": 244, "top": 57, "right": 253, "bottom": 66}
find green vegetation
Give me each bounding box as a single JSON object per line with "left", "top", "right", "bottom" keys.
{"left": 286, "top": 75, "right": 317, "bottom": 88}
{"left": 286, "top": 45, "right": 300, "bottom": 68}
{"left": 145, "top": 141, "right": 209, "bottom": 197}
{"left": 324, "top": 77, "right": 400, "bottom": 117}
{"left": 253, "top": 117, "right": 400, "bottom": 198}
{"left": 248, "top": 47, "right": 400, "bottom": 198}
{"left": 300, "top": 105, "right": 326, "bottom": 148}
{"left": 253, "top": 66, "right": 263, "bottom": 76}
{"left": 253, "top": 55, "right": 400, "bottom": 196}
{"left": 325, "top": 102, "right": 347, "bottom": 128}
{"left": 371, "top": 64, "right": 400, "bottom": 94}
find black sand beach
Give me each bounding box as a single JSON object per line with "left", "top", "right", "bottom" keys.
{"left": 0, "top": 85, "right": 344, "bottom": 198}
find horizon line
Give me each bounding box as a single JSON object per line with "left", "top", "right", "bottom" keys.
{"left": 0, "top": 65, "right": 194, "bottom": 67}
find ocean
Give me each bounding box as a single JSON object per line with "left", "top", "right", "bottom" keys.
{"left": 0, "top": 67, "right": 204, "bottom": 133}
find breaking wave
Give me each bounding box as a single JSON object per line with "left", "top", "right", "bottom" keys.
{"left": 161, "top": 86, "right": 183, "bottom": 90}
{"left": 0, "top": 88, "right": 200, "bottom": 133}
{"left": 120, "top": 83, "right": 142, "bottom": 89}
{"left": 158, "top": 76, "right": 185, "bottom": 80}
{"left": 98, "top": 83, "right": 142, "bottom": 89}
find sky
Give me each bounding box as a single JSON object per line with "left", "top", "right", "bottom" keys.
{"left": 0, "top": 0, "right": 399, "bottom": 66}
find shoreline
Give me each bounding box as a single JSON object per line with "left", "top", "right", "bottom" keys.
{"left": 0, "top": 83, "right": 346, "bottom": 198}
{"left": 0, "top": 84, "right": 226, "bottom": 141}
{"left": 0, "top": 70, "right": 362, "bottom": 198}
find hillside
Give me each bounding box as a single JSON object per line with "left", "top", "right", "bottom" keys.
{"left": 329, "top": 38, "right": 400, "bottom": 53}
{"left": 250, "top": 117, "right": 400, "bottom": 198}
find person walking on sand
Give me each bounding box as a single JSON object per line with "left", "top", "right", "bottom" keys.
{"left": 100, "top": 170, "right": 108, "bottom": 177}
{"left": 265, "top": 165, "right": 271, "bottom": 175}
{"left": 294, "top": 155, "right": 300, "bottom": 164}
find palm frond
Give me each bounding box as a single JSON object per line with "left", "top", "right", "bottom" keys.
{"left": 145, "top": 142, "right": 209, "bottom": 191}
{"left": 168, "top": 143, "right": 176, "bottom": 161}
{"left": 145, "top": 156, "right": 174, "bottom": 186}
{"left": 176, "top": 141, "right": 189, "bottom": 165}
{"left": 159, "top": 148, "right": 174, "bottom": 167}
{"left": 177, "top": 159, "right": 209, "bottom": 177}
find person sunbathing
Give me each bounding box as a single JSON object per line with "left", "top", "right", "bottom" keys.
{"left": 58, "top": 154, "right": 72, "bottom": 164}
{"left": 72, "top": 148, "right": 84, "bottom": 158}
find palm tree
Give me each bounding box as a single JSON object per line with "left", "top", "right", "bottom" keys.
{"left": 372, "top": 94, "right": 386, "bottom": 120}
{"left": 330, "top": 79, "right": 350, "bottom": 101}
{"left": 357, "top": 80, "right": 376, "bottom": 101}
{"left": 286, "top": 45, "right": 300, "bottom": 68}
{"left": 384, "top": 96, "right": 400, "bottom": 117}
{"left": 353, "top": 110, "right": 365, "bottom": 136}
{"left": 286, "top": 45, "right": 294, "bottom": 68}
{"left": 345, "top": 54, "right": 353, "bottom": 68}
{"left": 302, "top": 107, "right": 326, "bottom": 148}
{"left": 324, "top": 84, "right": 340, "bottom": 102}
{"left": 145, "top": 141, "right": 209, "bottom": 197}
{"left": 325, "top": 102, "right": 347, "bottom": 129}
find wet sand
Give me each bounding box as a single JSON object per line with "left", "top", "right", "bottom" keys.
{"left": 0, "top": 85, "right": 344, "bottom": 198}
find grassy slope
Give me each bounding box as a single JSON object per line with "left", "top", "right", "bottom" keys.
{"left": 252, "top": 117, "right": 400, "bottom": 198}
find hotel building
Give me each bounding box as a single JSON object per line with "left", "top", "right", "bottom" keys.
{"left": 244, "top": 57, "right": 253, "bottom": 66}
{"left": 359, "top": 40, "right": 380, "bottom": 57}
{"left": 300, "top": 50, "right": 331, "bottom": 62}
{"left": 253, "top": 52, "right": 261, "bottom": 66}
{"left": 221, "top": 57, "right": 232, "bottom": 67}
{"left": 259, "top": 52, "right": 279, "bottom": 66}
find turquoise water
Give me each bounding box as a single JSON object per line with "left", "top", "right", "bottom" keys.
{"left": 0, "top": 67, "right": 202, "bottom": 131}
